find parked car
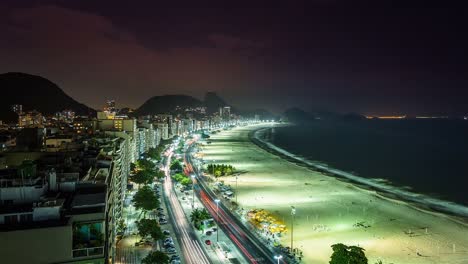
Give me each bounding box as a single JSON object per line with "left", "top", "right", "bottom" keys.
{"left": 205, "top": 231, "right": 213, "bottom": 236}
{"left": 205, "top": 240, "right": 211, "bottom": 245}
{"left": 211, "top": 227, "right": 217, "bottom": 232}
{"left": 163, "top": 230, "right": 170, "bottom": 236}
{"left": 157, "top": 208, "right": 164, "bottom": 212}
{"left": 170, "top": 255, "right": 181, "bottom": 261}
{"left": 159, "top": 219, "right": 168, "bottom": 224}
{"left": 158, "top": 212, "right": 165, "bottom": 217}
{"left": 166, "top": 247, "right": 177, "bottom": 254}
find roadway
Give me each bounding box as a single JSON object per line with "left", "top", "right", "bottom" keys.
{"left": 162, "top": 148, "right": 212, "bottom": 264}
{"left": 184, "top": 140, "right": 279, "bottom": 264}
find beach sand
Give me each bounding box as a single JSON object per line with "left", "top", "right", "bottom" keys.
{"left": 200, "top": 124, "right": 468, "bottom": 264}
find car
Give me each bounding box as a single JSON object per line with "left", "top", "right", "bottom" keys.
{"left": 205, "top": 231, "right": 212, "bottom": 236}
{"left": 166, "top": 247, "right": 177, "bottom": 254}
{"left": 159, "top": 219, "right": 168, "bottom": 224}
{"left": 164, "top": 237, "right": 173, "bottom": 243}
{"left": 164, "top": 243, "right": 175, "bottom": 248}
{"left": 157, "top": 208, "right": 164, "bottom": 212}
{"left": 170, "top": 255, "right": 180, "bottom": 261}
{"left": 163, "top": 230, "right": 170, "bottom": 236}
{"left": 158, "top": 212, "right": 165, "bottom": 218}
{"left": 211, "top": 227, "right": 217, "bottom": 232}
{"left": 171, "top": 260, "right": 181, "bottom": 264}
{"left": 205, "top": 240, "right": 211, "bottom": 245}
{"left": 181, "top": 197, "right": 186, "bottom": 200}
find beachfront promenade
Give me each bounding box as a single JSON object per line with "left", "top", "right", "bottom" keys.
{"left": 199, "top": 124, "right": 468, "bottom": 264}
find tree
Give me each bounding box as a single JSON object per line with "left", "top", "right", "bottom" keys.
{"left": 137, "top": 159, "right": 156, "bottom": 171}
{"left": 154, "top": 169, "right": 165, "bottom": 180}
{"left": 136, "top": 218, "right": 163, "bottom": 241}
{"left": 329, "top": 243, "right": 368, "bottom": 264}
{"left": 130, "top": 170, "right": 153, "bottom": 186}
{"left": 133, "top": 186, "right": 160, "bottom": 215}
{"left": 180, "top": 177, "right": 191, "bottom": 186}
{"left": 190, "top": 208, "right": 212, "bottom": 230}
{"left": 147, "top": 148, "right": 160, "bottom": 160}
{"left": 142, "top": 251, "right": 170, "bottom": 264}
{"left": 170, "top": 160, "right": 183, "bottom": 172}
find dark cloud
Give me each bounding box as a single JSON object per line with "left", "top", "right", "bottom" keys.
{"left": 0, "top": 2, "right": 467, "bottom": 115}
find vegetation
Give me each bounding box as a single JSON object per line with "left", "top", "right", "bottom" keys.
{"left": 206, "top": 164, "right": 235, "bottom": 177}
{"left": 136, "top": 218, "right": 163, "bottom": 241}
{"left": 172, "top": 173, "right": 191, "bottom": 186}
{"left": 136, "top": 158, "right": 156, "bottom": 171}
{"left": 329, "top": 243, "right": 368, "bottom": 264}
{"left": 170, "top": 160, "right": 183, "bottom": 172}
{"left": 142, "top": 251, "right": 170, "bottom": 264}
{"left": 132, "top": 186, "right": 160, "bottom": 215}
{"left": 130, "top": 169, "right": 154, "bottom": 186}
{"left": 189, "top": 208, "right": 212, "bottom": 230}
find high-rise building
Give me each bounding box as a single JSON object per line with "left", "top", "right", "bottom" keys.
{"left": 18, "top": 110, "right": 44, "bottom": 128}
{"left": 219, "top": 106, "right": 231, "bottom": 120}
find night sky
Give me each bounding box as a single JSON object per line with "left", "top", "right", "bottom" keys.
{"left": 1, "top": 1, "right": 467, "bottom": 115}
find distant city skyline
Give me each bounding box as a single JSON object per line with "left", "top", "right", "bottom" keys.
{"left": 0, "top": 2, "right": 467, "bottom": 115}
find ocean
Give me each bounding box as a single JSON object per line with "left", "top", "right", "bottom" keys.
{"left": 259, "top": 119, "right": 468, "bottom": 207}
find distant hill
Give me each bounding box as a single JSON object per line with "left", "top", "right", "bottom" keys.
{"left": 282, "top": 107, "right": 316, "bottom": 123}
{"left": 0, "top": 72, "right": 95, "bottom": 122}
{"left": 204, "top": 92, "right": 228, "bottom": 114}
{"left": 135, "top": 92, "right": 236, "bottom": 116}
{"left": 135, "top": 95, "right": 204, "bottom": 116}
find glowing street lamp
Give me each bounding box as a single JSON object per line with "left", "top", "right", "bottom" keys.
{"left": 215, "top": 199, "right": 220, "bottom": 242}
{"left": 291, "top": 206, "right": 296, "bottom": 252}
{"left": 274, "top": 255, "right": 283, "bottom": 264}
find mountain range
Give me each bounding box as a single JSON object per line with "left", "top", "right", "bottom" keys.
{"left": 0, "top": 72, "right": 95, "bottom": 122}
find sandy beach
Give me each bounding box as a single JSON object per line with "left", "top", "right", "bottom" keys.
{"left": 200, "top": 124, "right": 468, "bottom": 264}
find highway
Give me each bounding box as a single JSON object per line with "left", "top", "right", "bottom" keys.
{"left": 162, "top": 148, "right": 212, "bottom": 264}
{"left": 184, "top": 140, "right": 279, "bottom": 264}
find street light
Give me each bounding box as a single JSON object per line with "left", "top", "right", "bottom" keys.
{"left": 235, "top": 175, "right": 238, "bottom": 205}
{"left": 291, "top": 206, "right": 296, "bottom": 253}
{"left": 215, "top": 199, "right": 220, "bottom": 242}
{"left": 274, "top": 255, "right": 283, "bottom": 264}
{"left": 191, "top": 175, "right": 196, "bottom": 209}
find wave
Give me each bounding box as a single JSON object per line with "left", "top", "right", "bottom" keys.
{"left": 252, "top": 127, "right": 468, "bottom": 219}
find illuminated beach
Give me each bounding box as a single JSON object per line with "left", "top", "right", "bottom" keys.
{"left": 201, "top": 124, "right": 468, "bottom": 264}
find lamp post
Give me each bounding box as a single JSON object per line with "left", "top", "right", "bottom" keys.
{"left": 191, "top": 175, "right": 196, "bottom": 209}
{"left": 235, "top": 175, "right": 238, "bottom": 205}
{"left": 215, "top": 199, "right": 220, "bottom": 242}
{"left": 291, "top": 206, "right": 296, "bottom": 252}
{"left": 274, "top": 255, "right": 283, "bottom": 264}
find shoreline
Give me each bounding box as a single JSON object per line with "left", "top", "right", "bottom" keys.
{"left": 249, "top": 124, "right": 468, "bottom": 224}
{"left": 202, "top": 124, "right": 468, "bottom": 263}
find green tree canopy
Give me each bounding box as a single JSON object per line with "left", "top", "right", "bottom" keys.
{"left": 190, "top": 208, "right": 212, "bottom": 230}
{"left": 137, "top": 159, "right": 156, "bottom": 171}
{"left": 170, "top": 160, "right": 183, "bottom": 172}
{"left": 133, "top": 186, "right": 160, "bottom": 213}
{"left": 142, "top": 251, "right": 170, "bottom": 264}
{"left": 130, "top": 170, "right": 153, "bottom": 186}
{"left": 136, "top": 218, "right": 163, "bottom": 241}
{"left": 330, "top": 243, "right": 368, "bottom": 264}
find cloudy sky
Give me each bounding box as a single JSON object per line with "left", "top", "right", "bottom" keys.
{"left": 0, "top": 1, "right": 467, "bottom": 115}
